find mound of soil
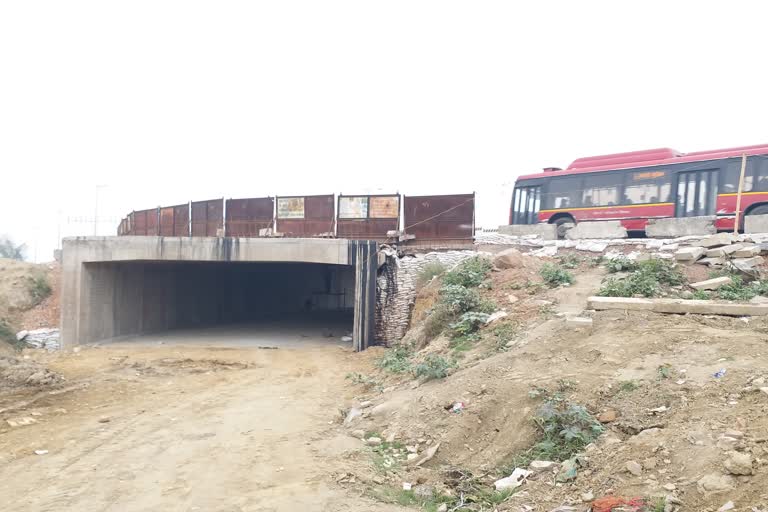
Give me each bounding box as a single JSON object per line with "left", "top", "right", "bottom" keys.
{"left": 0, "top": 356, "right": 64, "bottom": 391}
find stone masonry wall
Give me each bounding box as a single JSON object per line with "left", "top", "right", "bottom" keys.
{"left": 375, "top": 250, "right": 477, "bottom": 345}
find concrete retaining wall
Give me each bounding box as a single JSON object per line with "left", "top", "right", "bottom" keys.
{"left": 745, "top": 214, "right": 768, "bottom": 234}
{"left": 565, "top": 221, "right": 627, "bottom": 239}
{"left": 498, "top": 224, "right": 557, "bottom": 240}
{"left": 645, "top": 216, "right": 716, "bottom": 237}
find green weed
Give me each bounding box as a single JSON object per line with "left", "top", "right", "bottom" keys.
{"left": 417, "top": 261, "right": 446, "bottom": 288}
{"left": 423, "top": 304, "right": 453, "bottom": 339}
{"left": 27, "top": 274, "right": 51, "bottom": 304}
{"left": 441, "top": 284, "right": 483, "bottom": 314}
{"left": 413, "top": 354, "right": 454, "bottom": 380}
{"left": 442, "top": 256, "right": 493, "bottom": 288}
{"left": 556, "top": 253, "right": 582, "bottom": 269}
{"left": 540, "top": 263, "right": 574, "bottom": 287}
{"left": 513, "top": 394, "right": 603, "bottom": 464}
{"left": 691, "top": 289, "right": 710, "bottom": 300}
{"left": 0, "top": 320, "right": 17, "bottom": 346}
{"left": 604, "top": 256, "right": 639, "bottom": 273}
{"left": 449, "top": 312, "right": 490, "bottom": 338}
{"left": 491, "top": 323, "right": 517, "bottom": 351}
{"left": 619, "top": 380, "right": 639, "bottom": 392}
{"left": 376, "top": 345, "right": 413, "bottom": 374}
{"left": 598, "top": 259, "right": 684, "bottom": 298}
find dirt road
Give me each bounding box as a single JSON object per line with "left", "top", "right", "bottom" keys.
{"left": 0, "top": 344, "right": 401, "bottom": 512}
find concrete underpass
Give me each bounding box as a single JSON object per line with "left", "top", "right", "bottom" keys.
{"left": 61, "top": 237, "right": 377, "bottom": 350}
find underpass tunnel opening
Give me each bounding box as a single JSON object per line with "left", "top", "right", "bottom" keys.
{"left": 82, "top": 261, "right": 356, "bottom": 345}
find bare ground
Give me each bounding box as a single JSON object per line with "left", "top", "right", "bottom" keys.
{"left": 0, "top": 344, "right": 403, "bottom": 512}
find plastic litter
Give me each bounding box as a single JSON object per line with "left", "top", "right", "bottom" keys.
{"left": 34, "top": 450, "right": 48, "bottom": 455}
{"left": 591, "top": 496, "right": 646, "bottom": 512}
{"left": 714, "top": 368, "right": 727, "bottom": 378}
{"left": 493, "top": 468, "right": 531, "bottom": 490}
{"left": 451, "top": 402, "right": 465, "bottom": 413}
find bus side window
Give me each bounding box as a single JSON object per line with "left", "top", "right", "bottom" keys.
{"left": 754, "top": 158, "right": 768, "bottom": 192}
{"left": 624, "top": 170, "right": 672, "bottom": 204}
{"left": 547, "top": 176, "right": 582, "bottom": 209}
{"left": 723, "top": 159, "right": 754, "bottom": 192}
{"left": 582, "top": 173, "right": 620, "bottom": 206}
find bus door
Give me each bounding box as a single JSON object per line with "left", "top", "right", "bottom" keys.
{"left": 511, "top": 185, "right": 541, "bottom": 224}
{"left": 675, "top": 169, "right": 718, "bottom": 217}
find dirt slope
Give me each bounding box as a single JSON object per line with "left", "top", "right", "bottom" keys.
{"left": 338, "top": 256, "right": 768, "bottom": 511}
{"left": 0, "top": 258, "right": 59, "bottom": 353}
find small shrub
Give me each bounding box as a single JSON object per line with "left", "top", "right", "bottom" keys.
{"left": 413, "top": 354, "right": 454, "bottom": 380}
{"left": 556, "top": 253, "right": 582, "bottom": 269}
{"left": 715, "top": 275, "right": 768, "bottom": 301}
{"left": 443, "top": 256, "right": 493, "bottom": 288}
{"left": 423, "top": 304, "right": 453, "bottom": 339}
{"left": 540, "top": 263, "right": 573, "bottom": 287}
{"left": 449, "top": 311, "right": 490, "bottom": 338}
{"left": 0, "top": 320, "right": 16, "bottom": 344}
{"left": 605, "top": 256, "right": 639, "bottom": 273}
{"left": 441, "top": 284, "right": 482, "bottom": 314}
{"left": 416, "top": 261, "right": 446, "bottom": 288}
{"left": 376, "top": 345, "right": 413, "bottom": 374}
{"left": 27, "top": 274, "right": 52, "bottom": 304}
{"left": 491, "top": 323, "right": 517, "bottom": 351}
{"left": 691, "top": 290, "right": 710, "bottom": 300}
{"left": 639, "top": 259, "right": 685, "bottom": 286}
{"left": 657, "top": 363, "right": 672, "bottom": 379}
{"left": 527, "top": 396, "right": 603, "bottom": 462}
{"left": 449, "top": 333, "right": 479, "bottom": 352}
{"left": 619, "top": 380, "right": 639, "bottom": 392}
{"left": 598, "top": 259, "right": 683, "bottom": 297}
{"left": 598, "top": 274, "right": 658, "bottom": 298}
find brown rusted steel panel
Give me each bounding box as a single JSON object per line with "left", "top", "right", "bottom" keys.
{"left": 403, "top": 193, "right": 475, "bottom": 241}
{"left": 275, "top": 194, "right": 335, "bottom": 237}
{"left": 146, "top": 208, "right": 159, "bottom": 236}
{"left": 336, "top": 194, "right": 400, "bottom": 240}
{"left": 225, "top": 197, "right": 274, "bottom": 237}
{"left": 173, "top": 204, "right": 189, "bottom": 236}
{"left": 191, "top": 198, "right": 224, "bottom": 236}
{"left": 157, "top": 203, "right": 188, "bottom": 236}
{"left": 133, "top": 209, "right": 148, "bottom": 236}
{"left": 159, "top": 207, "right": 175, "bottom": 236}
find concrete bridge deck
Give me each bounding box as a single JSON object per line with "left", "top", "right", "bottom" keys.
{"left": 61, "top": 237, "right": 377, "bottom": 351}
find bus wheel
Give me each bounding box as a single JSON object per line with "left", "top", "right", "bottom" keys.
{"left": 552, "top": 216, "right": 575, "bottom": 239}
{"left": 747, "top": 204, "right": 768, "bottom": 216}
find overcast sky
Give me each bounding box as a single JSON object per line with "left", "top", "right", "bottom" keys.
{"left": 2, "top": 1, "right": 767, "bottom": 261}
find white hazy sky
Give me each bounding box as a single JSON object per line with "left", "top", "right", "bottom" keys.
{"left": 2, "top": 1, "right": 767, "bottom": 261}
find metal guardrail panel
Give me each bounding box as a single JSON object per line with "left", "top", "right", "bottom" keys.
{"left": 226, "top": 197, "right": 274, "bottom": 237}
{"left": 191, "top": 198, "right": 223, "bottom": 237}
{"left": 336, "top": 194, "right": 399, "bottom": 240}
{"left": 275, "top": 194, "right": 335, "bottom": 237}
{"left": 403, "top": 193, "right": 475, "bottom": 240}
{"left": 173, "top": 204, "right": 189, "bottom": 236}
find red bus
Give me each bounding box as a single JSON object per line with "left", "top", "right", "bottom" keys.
{"left": 510, "top": 144, "right": 768, "bottom": 237}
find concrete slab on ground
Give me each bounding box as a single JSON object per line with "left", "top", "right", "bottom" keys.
{"left": 588, "top": 296, "right": 768, "bottom": 316}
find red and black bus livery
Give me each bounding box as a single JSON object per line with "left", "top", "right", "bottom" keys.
{"left": 510, "top": 144, "right": 768, "bottom": 236}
